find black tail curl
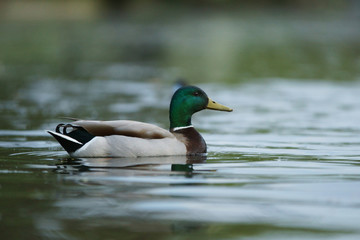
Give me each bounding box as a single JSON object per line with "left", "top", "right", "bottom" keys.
{"left": 56, "top": 123, "right": 74, "bottom": 134}
{"left": 55, "top": 123, "right": 95, "bottom": 145}
{"left": 48, "top": 123, "right": 95, "bottom": 154}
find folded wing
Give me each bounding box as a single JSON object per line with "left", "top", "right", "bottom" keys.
{"left": 72, "top": 120, "right": 174, "bottom": 139}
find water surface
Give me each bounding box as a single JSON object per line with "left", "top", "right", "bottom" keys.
{"left": 1, "top": 12, "right": 360, "bottom": 240}
{"left": 1, "top": 79, "right": 360, "bottom": 240}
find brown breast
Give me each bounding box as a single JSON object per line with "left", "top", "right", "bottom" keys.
{"left": 171, "top": 127, "right": 207, "bottom": 155}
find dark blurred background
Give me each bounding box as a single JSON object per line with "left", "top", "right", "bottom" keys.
{"left": 0, "top": 0, "right": 359, "bottom": 95}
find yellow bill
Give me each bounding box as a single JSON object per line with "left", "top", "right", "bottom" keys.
{"left": 206, "top": 98, "right": 233, "bottom": 112}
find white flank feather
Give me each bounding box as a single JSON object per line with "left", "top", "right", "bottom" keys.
{"left": 46, "top": 130, "right": 83, "bottom": 145}
{"left": 71, "top": 135, "right": 187, "bottom": 158}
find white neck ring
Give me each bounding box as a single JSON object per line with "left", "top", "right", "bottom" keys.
{"left": 172, "top": 125, "right": 193, "bottom": 132}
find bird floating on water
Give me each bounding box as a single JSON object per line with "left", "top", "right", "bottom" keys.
{"left": 47, "top": 86, "right": 233, "bottom": 157}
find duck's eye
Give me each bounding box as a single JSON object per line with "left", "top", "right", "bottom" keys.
{"left": 193, "top": 91, "right": 200, "bottom": 96}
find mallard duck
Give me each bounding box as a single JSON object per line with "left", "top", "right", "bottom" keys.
{"left": 47, "top": 86, "right": 232, "bottom": 157}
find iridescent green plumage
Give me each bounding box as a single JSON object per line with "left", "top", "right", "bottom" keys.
{"left": 170, "top": 86, "right": 209, "bottom": 129}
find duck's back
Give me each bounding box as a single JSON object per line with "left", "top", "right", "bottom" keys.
{"left": 73, "top": 120, "right": 174, "bottom": 139}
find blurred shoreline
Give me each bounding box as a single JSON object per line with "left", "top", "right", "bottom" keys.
{"left": 0, "top": 1, "right": 359, "bottom": 84}
{"left": 1, "top": 0, "right": 359, "bottom": 22}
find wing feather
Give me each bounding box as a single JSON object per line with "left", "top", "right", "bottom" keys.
{"left": 72, "top": 120, "right": 173, "bottom": 139}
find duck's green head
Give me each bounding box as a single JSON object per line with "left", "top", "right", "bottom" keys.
{"left": 169, "top": 86, "right": 232, "bottom": 130}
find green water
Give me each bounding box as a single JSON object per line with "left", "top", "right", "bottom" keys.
{"left": 1, "top": 11, "right": 360, "bottom": 240}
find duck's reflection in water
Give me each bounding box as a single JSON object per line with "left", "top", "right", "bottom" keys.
{"left": 54, "top": 154, "right": 207, "bottom": 174}
{"left": 43, "top": 154, "right": 208, "bottom": 238}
